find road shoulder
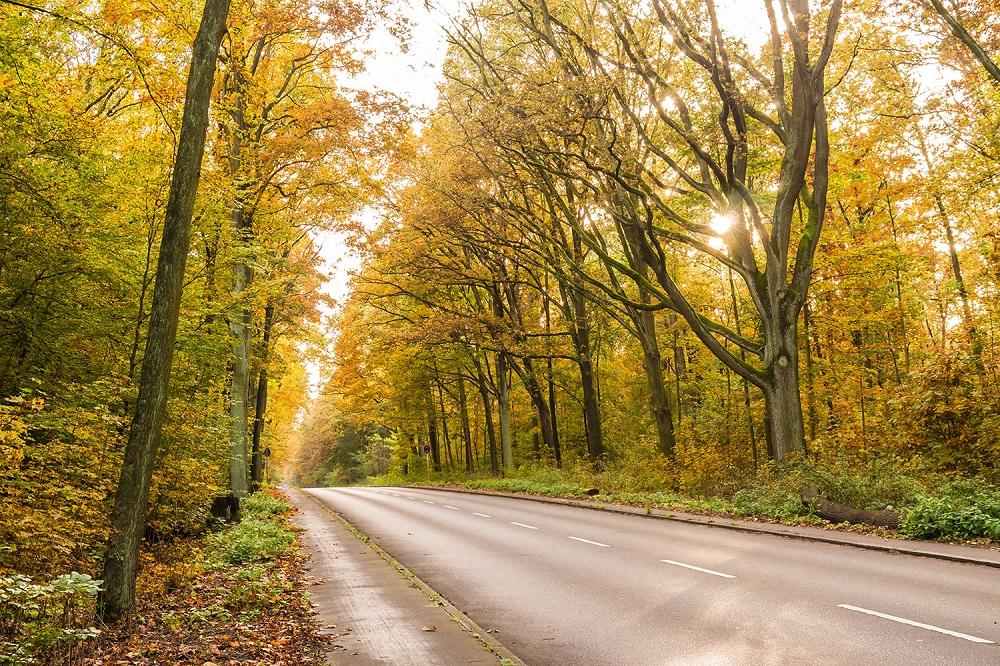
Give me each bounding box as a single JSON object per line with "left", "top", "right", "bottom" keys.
{"left": 287, "top": 487, "right": 522, "bottom": 665}
{"left": 410, "top": 485, "right": 1000, "bottom": 569}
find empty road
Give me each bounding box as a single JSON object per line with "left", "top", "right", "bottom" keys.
{"left": 303, "top": 486, "right": 999, "bottom": 665}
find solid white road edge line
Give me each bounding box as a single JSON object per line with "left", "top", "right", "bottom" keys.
{"left": 837, "top": 604, "right": 995, "bottom": 644}
{"left": 472, "top": 513, "right": 492, "bottom": 518}
{"left": 568, "top": 536, "right": 610, "bottom": 548}
{"left": 660, "top": 559, "right": 735, "bottom": 579}
{"left": 510, "top": 521, "right": 539, "bottom": 530}
{"left": 444, "top": 505, "right": 461, "bottom": 510}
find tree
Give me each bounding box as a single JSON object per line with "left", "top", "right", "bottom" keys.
{"left": 97, "top": 0, "right": 230, "bottom": 622}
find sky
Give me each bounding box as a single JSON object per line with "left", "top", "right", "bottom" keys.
{"left": 303, "top": 0, "right": 789, "bottom": 391}
{"left": 312, "top": 0, "right": 463, "bottom": 311}
{"left": 313, "top": 0, "right": 773, "bottom": 313}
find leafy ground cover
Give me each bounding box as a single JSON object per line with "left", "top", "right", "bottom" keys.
{"left": 84, "top": 488, "right": 326, "bottom": 665}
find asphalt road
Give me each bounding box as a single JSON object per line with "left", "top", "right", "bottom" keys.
{"left": 303, "top": 486, "right": 999, "bottom": 665}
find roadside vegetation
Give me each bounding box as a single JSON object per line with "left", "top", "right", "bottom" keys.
{"left": 366, "top": 458, "right": 1000, "bottom": 543}
{"left": 1, "top": 488, "right": 326, "bottom": 665}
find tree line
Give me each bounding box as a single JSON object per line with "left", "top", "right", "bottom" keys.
{"left": 296, "top": 0, "right": 999, "bottom": 495}
{"left": 1, "top": 0, "right": 402, "bottom": 623}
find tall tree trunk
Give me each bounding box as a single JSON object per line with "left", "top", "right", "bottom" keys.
{"left": 250, "top": 302, "right": 274, "bottom": 487}
{"left": 98, "top": 0, "right": 230, "bottom": 623}
{"left": 543, "top": 285, "right": 562, "bottom": 466}
{"left": 636, "top": 308, "right": 674, "bottom": 457}
{"left": 473, "top": 357, "right": 499, "bottom": 475}
{"left": 762, "top": 325, "right": 807, "bottom": 461}
{"left": 223, "top": 48, "right": 252, "bottom": 500}
{"left": 427, "top": 393, "right": 441, "bottom": 472}
{"left": 571, "top": 290, "right": 604, "bottom": 462}
{"left": 228, "top": 250, "right": 251, "bottom": 499}
{"left": 458, "top": 374, "right": 474, "bottom": 473}
{"left": 511, "top": 356, "right": 556, "bottom": 455}
{"left": 497, "top": 352, "right": 513, "bottom": 471}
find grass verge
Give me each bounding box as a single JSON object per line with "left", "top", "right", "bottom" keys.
{"left": 85, "top": 487, "right": 327, "bottom": 665}
{"left": 370, "top": 461, "right": 1000, "bottom": 544}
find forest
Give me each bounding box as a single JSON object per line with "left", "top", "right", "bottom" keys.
{"left": 296, "top": 0, "right": 1000, "bottom": 541}
{"left": 1, "top": 0, "right": 999, "bottom": 662}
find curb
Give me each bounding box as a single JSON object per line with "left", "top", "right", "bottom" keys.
{"left": 409, "top": 485, "right": 1000, "bottom": 570}
{"left": 299, "top": 489, "right": 526, "bottom": 666}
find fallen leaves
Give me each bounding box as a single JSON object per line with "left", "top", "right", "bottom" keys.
{"left": 86, "top": 498, "right": 329, "bottom": 665}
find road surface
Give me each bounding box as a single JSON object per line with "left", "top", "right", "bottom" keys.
{"left": 303, "top": 486, "right": 999, "bottom": 665}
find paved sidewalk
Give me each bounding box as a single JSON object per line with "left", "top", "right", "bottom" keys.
{"left": 288, "top": 487, "right": 512, "bottom": 665}
{"left": 413, "top": 485, "right": 1000, "bottom": 569}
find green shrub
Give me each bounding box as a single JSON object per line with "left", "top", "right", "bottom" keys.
{"left": 731, "top": 485, "right": 806, "bottom": 520}
{"left": 790, "top": 456, "right": 925, "bottom": 511}
{"left": 241, "top": 492, "right": 291, "bottom": 519}
{"left": 900, "top": 481, "right": 1000, "bottom": 540}
{"left": 464, "top": 477, "right": 589, "bottom": 497}
{"left": 223, "top": 564, "right": 292, "bottom": 613}
{"left": 207, "top": 518, "right": 294, "bottom": 566}
{"left": 0, "top": 571, "right": 101, "bottom": 665}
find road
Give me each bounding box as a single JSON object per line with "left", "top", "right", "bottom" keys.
{"left": 303, "top": 486, "right": 999, "bottom": 665}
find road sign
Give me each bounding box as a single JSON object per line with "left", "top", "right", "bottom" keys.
{"left": 263, "top": 447, "right": 271, "bottom": 458}
{"left": 423, "top": 445, "right": 431, "bottom": 454}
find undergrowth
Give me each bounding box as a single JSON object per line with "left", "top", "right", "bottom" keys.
{"left": 369, "top": 456, "right": 1000, "bottom": 542}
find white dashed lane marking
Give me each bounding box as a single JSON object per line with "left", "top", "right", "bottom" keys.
{"left": 568, "top": 536, "right": 610, "bottom": 548}
{"left": 661, "top": 559, "right": 735, "bottom": 579}
{"left": 837, "top": 604, "right": 995, "bottom": 644}
{"left": 510, "top": 521, "right": 539, "bottom": 530}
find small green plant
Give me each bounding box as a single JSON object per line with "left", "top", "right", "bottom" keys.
{"left": 241, "top": 491, "right": 291, "bottom": 518}
{"left": 0, "top": 571, "right": 101, "bottom": 665}
{"left": 731, "top": 486, "right": 806, "bottom": 520}
{"left": 223, "top": 564, "right": 292, "bottom": 612}
{"left": 207, "top": 518, "right": 294, "bottom": 565}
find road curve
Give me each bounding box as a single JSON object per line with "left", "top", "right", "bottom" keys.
{"left": 304, "top": 486, "right": 999, "bottom": 665}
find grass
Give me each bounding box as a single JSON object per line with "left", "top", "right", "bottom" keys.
{"left": 206, "top": 491, "right": 295, "bottom": 566}
{"left": 367, "top": 458, "right": 1000, "bottom": 542}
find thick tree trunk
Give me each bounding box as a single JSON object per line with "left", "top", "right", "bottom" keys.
{"left": 97, "top": 0, "right": 230, "bottom": 623}
{"left": 636, "top": 309, "right": 674, "bottom": 457}
{"left": 763, "top": 326, "right": 807, "bottom": 462}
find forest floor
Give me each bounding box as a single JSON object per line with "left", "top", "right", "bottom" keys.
{"left": 85, "top": 489, "right": 330, "bottom": 665}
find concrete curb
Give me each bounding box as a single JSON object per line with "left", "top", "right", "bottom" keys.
{"left": 409, "top": 485, "right": 1000, "bottom": 570}
{"left": 300, "top": 489, "right": 525, "bottom": 666}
